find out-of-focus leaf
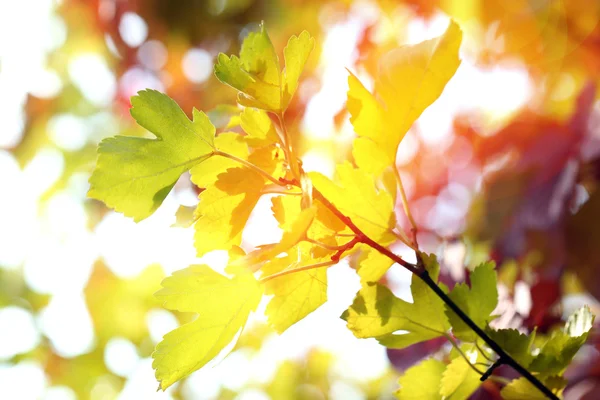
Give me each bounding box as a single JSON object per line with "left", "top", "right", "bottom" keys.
{"left": 485, "top": 328, "right": 535, "bottom": 368}
{"left": 348, "top": 20, "right": 462, "bottom": 175}
{"left": 395, "top": 358, "right": 444, "bottom": 399}
{"left": 153, "top": 266, "right": 263, "bottom": 390}
{"left": 530, "top": 306, "right": 594, "bottom": 375}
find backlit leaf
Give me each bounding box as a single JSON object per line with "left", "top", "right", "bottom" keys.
{"left": 309, "top": 163, "right": 396, "bottom": 243}
{"left": 343, "top": 254, "right": 450, "bottom": 348}
{"left": 262, "top": 243, "right": 329, "bottom": 333}
{"left": 89, "top": 90, "right": 216, "bottom": 221}
{"left": 440, "top": 346, "right": 483, "bottom": 399}
{"left": 395, "top": 358, "right": 444, "bottom": 400}
{"left": 215, "top": 24, "right": 314, "bottom": 112}
{"left": 501, "top": 376, "right": 566, "bottom": 399}
{"left": 153, "top": 266, "right": 263, "bottom": 390}
{"left": 530, "top": 306, "right": 594, "bottom": 375}
{"left": 445, "top": 261, "right": 498, "bottom": 341}
{"left": 348, "top": 20, "right": 462, "bottom": 174}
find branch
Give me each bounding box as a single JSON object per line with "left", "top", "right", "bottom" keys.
{"left": 312, "top": 186, "right": 559, "bottom": 400}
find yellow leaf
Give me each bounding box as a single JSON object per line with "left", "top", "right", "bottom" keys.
{"left": 194, "top": 167, "right": 264, "bottom": 256}
{"left": 190, "top": 132, "right": 248, "bottom": 188}
{"left": 215, "top": 24, "right": 314, "bottom": 113}
{"left": 282, "top": 30, "right": 315, "bottom": 108}
{"left": 440, "top": 346, "right": 484, "bottom": 399}
{"left": 153, "top": 266, "right": 263, "bottom": 390}
{"left": 242, "top": 206, "right": 316, "bottom": 266}
{"left": 348, "top": 20, "right": 462, "bottom": 175}
{"left": 271, "top": 194, "right": 347, "bottom": 242}
{"left": 240, "top": 108, "right": 280, "bottom": 148}
{"left": 355, "top": 245, "right": 394, "bottom": 282}
{"left": 395, "top": 358, "right": 444, "bottom": 399}
{"left": 309, "top": 163, "right": 396, "bottom": 243}
{"left": 262, "top": 243, "right": 329, "bottom": 333}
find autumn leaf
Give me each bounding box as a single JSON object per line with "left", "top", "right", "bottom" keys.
{"left": 395, "top": 358, "right": 445, "bottom": 399}
{"left": 215, "top": 24, "right": 314, "bottom": 113}
{"left": 348, "top": 20, "right": 462, "bottom": 175}
{"left": 440, "top": 346, "right": 484, "bottom": 399}
{"left": 88, "top": 89, "right": 216, "bottom": 221}
{"left": 309, "top": 163, "right": 396, "bottom": 243}
{"left": 153, "top": 265, "right": 263, "bottom": 390}
{"left": 261, "top": 242, "right": 330, "bottom": 333}
{"left": 342, "top": 254, "right": 450, "bottom": 348}
{"left": 445, "top": 261, "right": 498, "bottom": 342}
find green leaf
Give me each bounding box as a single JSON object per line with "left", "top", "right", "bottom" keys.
{"left": 530, "top": 306, "right": 594, "bottom": 375}
{"left": 262, "top": 243, "right": 329, "bottom": 333}
{"left": 440, "top": 346, "right": 484, "bottom": 399}
{"left": 282, "top": 30, "right": 315, "bottom": 108}
{"left": 343, "top": 254, "right": 450, "bottom": 348}
{"left": 88, "top": 89, "right": 216, "bottom": 221}
{"left": 445, "top": 261, "right": 498, "bottom": 341}
{"left": 215, "top": 23, "right": 314, "bottom": 112}
{"left": 153, "top": 265, "right": 263, "bottom": 390}
{"left": 486, "top": 328, "right": 535, "bottom": 367}
{"left": 395, "top": 358, "right": 444, "bottom": 400}
{"left": 501, "top": 376, "right": 566, "bottom": 399}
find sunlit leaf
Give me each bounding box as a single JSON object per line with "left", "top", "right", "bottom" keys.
{"left": 530, "top": 306, "right": 594, "bottom": 375}
{"left": 190, "top": 132, "right": 248, "bottom": 188}
{"left": 500, "top": 376, "right": 567, "bottom": 399}
{"left": 194, "top": 167, "right": 264, "bottom": 257}
{"left": 395, "top": 358, "right": 444, "bottom": 400}
{"left": 215, "top": 24, "right": 314, "bottom": 112}
{"left": 440, "top": 347, "right": 483, "bottom": 399}
{"left": 262, "top": 243, "right": 328, "bottom": 333}
{"left": 343, "top": 254, "right": 449, "bottom": 348}
{"left": 309, "top": 163, "right": 396, "bottom": 243}
{"left": 89, "top": 90, "right": 216, "bottom": 221}
{"left": 240, "top": 107, "right": 280, "bottom": 147}
{"left": 445, "top": 261, "right": 498, "bottom": 342}
{"left": 354, "top": 245, "right": 394, "bottom": 283}
{"left": 153, "top": 265, "right": 263, "bottom": 390}
{"left": 348, "top": 20, "right": 462, "bottom": 174}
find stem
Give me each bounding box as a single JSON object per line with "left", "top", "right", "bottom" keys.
{"left": 312, "top": 188, "right": 421, "bottom": 275}
{"left": 306, "top": 237, "right": 356, "bottom": 251}
{"left": 312, "top": 186, "right": 558, "bottom": 400}
{"left": 214, "top": 150, "right": 285, "bottom": 187}
{"left": 277, "top": 113, "right": 301, "bottom": 179}
{"left": 260, "top": 260, "right": 335, "bottom": 282}
{"left": 393, "top": 167, "right": 418, "bottom": 245}
{"left": 420, "top": 270, "right": 559, "bottom": 400}
{"left": 444, "top": 333, "right": 486, "bottom": 376}
{"left": 480, "top": 358, "right": 504, "bottom": 382}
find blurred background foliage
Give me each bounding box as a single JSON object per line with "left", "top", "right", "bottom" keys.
{"left": 2, "top": 0, "right": 600, "bottom": 399}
